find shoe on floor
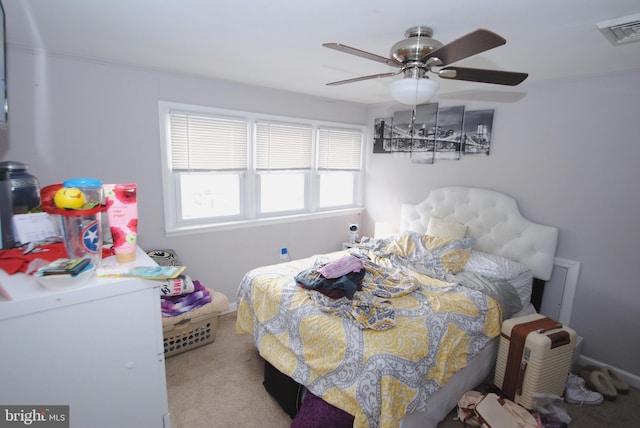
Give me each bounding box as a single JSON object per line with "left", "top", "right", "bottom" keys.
{"left": 580, "top": 364, "right": 629, "bottom": 395}
{"left": 578, "top": 370, "right": 617, "bottom": 401}
{"left": 601, "top": 366, "right": 630, "bottom": 394}
{"left": 565, "top": 374, "right": 604, "bottom": 406}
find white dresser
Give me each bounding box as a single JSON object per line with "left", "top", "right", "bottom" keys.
{"left": 0, "top": 247, "right": 171, "bottom": 428}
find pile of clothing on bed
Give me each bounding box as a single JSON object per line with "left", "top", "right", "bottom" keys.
{"left": 295, "top": 254, "right": 366, "bottom": 299}
{"left": 293, "top": 233, "right": 524, "bottom": 333}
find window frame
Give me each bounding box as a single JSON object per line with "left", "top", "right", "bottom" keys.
{"left": 159, "top": 101, "right": 366, "bottom": 235}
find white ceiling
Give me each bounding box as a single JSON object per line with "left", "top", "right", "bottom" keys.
{"left": 4, "top": 0, "right": 640, "bottom": 105}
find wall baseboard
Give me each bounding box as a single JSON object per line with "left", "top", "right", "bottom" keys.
{"left": 577, "top": 354, "right": 640, "bottom": 389}
{"left": 223, "top": 301, "right": 238, "bottom": 315}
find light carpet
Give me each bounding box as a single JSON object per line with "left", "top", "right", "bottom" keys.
{"left": 165, "top": 313, "right": 638, "bottom": 427}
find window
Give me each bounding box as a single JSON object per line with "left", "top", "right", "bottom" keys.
{"left": 168, "top": 111, "right": 248, "bottom": 221}
{"left": 317, "top": 128, "right": 363, "bottom": 208}
{"left": 159, "top": 102, "right": 365, "bottom": 233}
{"left": 255, "top": 121, "right": 312, "bottom": 214}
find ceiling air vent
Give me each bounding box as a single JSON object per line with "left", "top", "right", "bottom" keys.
{"left": 597, "top": 13, "right": 640, "bottom": 46}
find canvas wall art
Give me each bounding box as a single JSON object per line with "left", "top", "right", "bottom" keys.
{"left": 462, "top": 109, "right": 494, "bottom": 155}
{"left": 373, "top": 103, "right": 494, "bottom": 163}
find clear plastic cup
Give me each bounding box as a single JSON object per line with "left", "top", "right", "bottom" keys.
{"left": 57, "top": 206, "right": 103, "bottom": 267}
{"left": 41, "top": 183, "right": 104, "bottom": 266}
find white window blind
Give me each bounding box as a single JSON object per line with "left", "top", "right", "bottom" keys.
{"left": 255, "top": 121, "right": 313, "bottom": 170}
{"left": 317, "top": 128, "right": 363, "bottom": 171}
{"left": 160, "top": 100, "right": 366, "bottom": 232}
{"left": 169, "top": 112, "right": 248, "bottom": 171}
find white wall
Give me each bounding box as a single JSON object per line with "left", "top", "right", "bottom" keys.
{"left": 4, "top": 45, "right": 639, "bottom": 377}
{"left": 2, "top": 47, "right": 365, "bottom": 307}
{"left": 364, "top": 70, "right": 640, "bottom": 375}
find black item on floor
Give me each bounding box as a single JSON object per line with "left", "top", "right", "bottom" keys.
{"left": 263, "top": 360, "right": 304, "bottom": 419}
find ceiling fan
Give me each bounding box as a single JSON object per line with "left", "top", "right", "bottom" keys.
{"left": 323, "top": 26, "right": 528, "bottom": 104}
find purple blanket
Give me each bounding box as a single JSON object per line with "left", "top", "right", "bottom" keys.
{"left": 161, "top": 279, "right": 211, "bottom": 317}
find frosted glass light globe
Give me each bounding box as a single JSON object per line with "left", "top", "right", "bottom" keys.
{"left": 390, "top": 78, "right": 440, "bottom": 105}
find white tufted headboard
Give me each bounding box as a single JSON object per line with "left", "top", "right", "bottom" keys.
{"left": 399, "top": 186, "right": 559, "bottom": 281}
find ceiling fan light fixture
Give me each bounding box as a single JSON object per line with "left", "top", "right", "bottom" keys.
{"left": 390, "top": 77, "right": 440, "bottom": 105}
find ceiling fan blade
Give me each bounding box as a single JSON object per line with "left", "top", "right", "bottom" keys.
{"left": 323, "top": 43, "right": 401, "bottom": 67}
{"left": 326, "top": 72, "right": 399, "bottom": 86}
{"left": 438, "top": 66, "right": 528, "bottom": 86}
{"left": 425, "top": 29, "right": 506, "bottom": 66}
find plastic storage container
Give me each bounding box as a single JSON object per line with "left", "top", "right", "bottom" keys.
{"left": 0, "top": 169, "right": 15, "bottom": 248}
{"left": 63, "top": 177, "right": 104, "bottom": 206}
{"left": 0, "top": 161, "right": 41, "bottom": 214}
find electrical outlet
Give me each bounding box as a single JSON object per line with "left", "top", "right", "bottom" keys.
{"left": 280, "top": 247, "right": 288, "bottom": 260}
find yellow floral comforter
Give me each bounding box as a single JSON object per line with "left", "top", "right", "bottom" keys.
{"left": 236, "top": 250, "right": 502, "bottom": 428}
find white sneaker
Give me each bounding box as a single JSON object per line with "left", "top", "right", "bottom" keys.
{"left": 565, "top": 374, "right": 603, "bottom": 406}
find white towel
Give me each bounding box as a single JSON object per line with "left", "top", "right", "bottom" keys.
{"left": 160, "top": 274, "right": 195, "bottom": 296}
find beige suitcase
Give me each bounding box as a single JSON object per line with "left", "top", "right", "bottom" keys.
{"left": 494, "top": 314, "right": 576, "bottom": 409}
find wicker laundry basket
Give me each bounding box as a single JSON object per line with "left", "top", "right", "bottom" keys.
{"left": 162, "top": 289, "right": 219, "bottom": 358}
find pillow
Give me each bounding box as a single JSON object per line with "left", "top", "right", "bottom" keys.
{"left": 383, "top": 231, "right": 474, "bottom": 274}
{"left": 426, "top": 216, "right": 467, "bottom": 239}
{"left": 464, "top": 250, "right": 534, "bottom": 308}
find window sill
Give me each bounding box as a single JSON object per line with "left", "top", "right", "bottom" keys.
{"left": 165, "top": 207, "right": 364, "bottom": 237}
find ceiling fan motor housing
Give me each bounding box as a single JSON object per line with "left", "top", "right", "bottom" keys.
{"left": 390, "top": 26, "right": 443, "bottom": 64}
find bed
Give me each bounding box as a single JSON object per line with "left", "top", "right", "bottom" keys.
{"left": 235, "top": 186, "right": 559, "bottom": 428}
